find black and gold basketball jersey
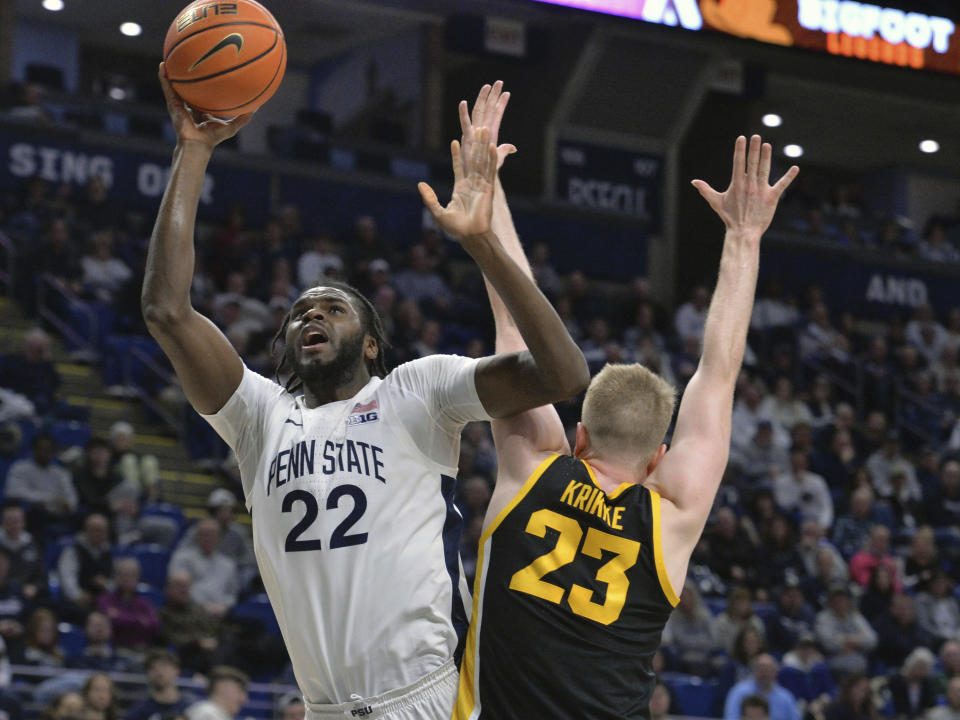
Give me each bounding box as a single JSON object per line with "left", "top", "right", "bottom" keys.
{"left": 454, "top": 454, "right": 679, "bottom": 720}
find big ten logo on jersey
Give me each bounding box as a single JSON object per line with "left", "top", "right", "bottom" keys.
{"left": 346, "top": 399, "right": 379, "bottom": 426}
{"left": 350, "top": 706, "right": 374, "bottom": 717}
{"left": 177, "top": 2, "right": 238, "bottom": 32}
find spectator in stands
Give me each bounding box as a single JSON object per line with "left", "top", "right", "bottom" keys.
{"left": 713, "top": 587, "right": 766, "bottom": 654}
{"left": 0, "top": 328, "right": 60, "bottom": 415}
{"left": 96, "top": 557, "right": 160, "bottom": 651}
{"left": 296, "top": 234, "right": 343, "bottom": 289}
{"left": 917, "top": 569, "right": 960, "bottom": 645}
{"left": 392, "top": 243, "right": 452, "bottom": 311}
{"left": 68, "top": 610, "right": 130, "bottom": 672}
{"left": 723, "top": 654, "right": 799, "bottom": 720}
{"left": 797, "top": 520, "right": 846, "bottom": 582}
{"left": 773, "top": 450, "right": 833, "bottom": 529}
{"left": 903, "top": 526, "right": 938, "bottom": 593}
{"left": 799, "top": 303, "right": 850, "bottom": 364}
{"left": 757, "top": 514, "right": 806, "bottom": 589}
{"left": 108, "top": 422, "right": 159, "bottom": 502}
{"left": 0, "top": 504, "right": 45, "bottom": 601}
{"left": 718, "top": 627, "right": 768, "bottom": 706}
{"left": 185, "top": 666, "right": 249, "bottom": 720}
{"left": 706, "top": 509, "right": 759, "bottom": 585}
{"left": 938, "top": 642, "right": 960, "bottom": 696}
{"left": 888, "top": 647, "right": 938, "bottom": 719}
{"left": 929, "top": 676, "right": 960, "bottom": 720}
{"left": 76, "top": 175, "right": 119, "bottom": 234}
{"left": 674, "top": 285, "right": 709, "bottom": 343}
{"left": 849, "top": 525, "right": 901, "bottom": 590}
{"left": 170, "top": 519, "right": 238, "bottom": 619}
{"left": 662, "top": 582, "right": 717, "bottom": 675}
{"left": 158, "top": 570, "right": 220, "bottom": 673}
{"left": 760, "top": 378, "right": 813, "bottom": 432}
{"left": 811, "top": 428, "right": 859, "bottom": 489}
{"left": 71, "top": 437, "right": 123, "bottom": 516}
{"left": 21, "top": 608, "right": 63, "bottom": 667}
{"left": 739, "top": 695, "right": 769, "bottom": 720}
{"left": 41, "top": 692, "right": 85, "bottom": 720}
{"left": 181, "top": 489, "right": 255, "bottom": 590}
{"left": 925, "top": 459, "right": 960, "bottom": 526}
{"left": 0, "top": 548, "right": 26, "bottom": 650}
{"left": 276, "top": 694, "right": 305, "bottom": 720}
{"left": 0, "top": 387, "right": 34, "bottom": 424}
{"left": 823, "top": 673, "right": 876, "bottom": 720}
{"left": 35, "top": 218, "right": 81, "bottom": 293}
{"left": 739, "top": 421, "right": 790, "bottom": 484}
{"left": 124, "top": 650, "right": 191, "bottom": 720}
{"left": 765, "top": 583, "right": 815, "bottom": 655}
{"left": 528, "top": 243, "right": 561, "bottom": 300}
{"left": 81, "top": 672, "right": 117, "bottom": 720}
{"left": 5, "top": 433, "right": 78, "bottom": 527}
{"left": 872, "top": 593, "right": 932, "bottom": 670}
{"left": 732, "top": 381, "right": 788, "bottom": 458}
{"left": 212, "top": 273, "right": 270, "bottom": 338}
{"left": 57, "top": 513, "right": 113, "bottom": 622}
{"left": 814, "top": 584, "right": 877, "bottom": 674}
{"left": 805, "top": 545, "right": 849, "bottom": 610}
{"left": 907, "top": 304, "right": 950, "bottom": 361}
{"left": 81, "top": 229, "right": 132, "bottom": 304}
{"left": 779, "top": 633, "right": 833, "bottom": 712}
{"left": 858, "top": 564, "right": 895, "bottom": 625}
{"left": 832, "top": 487, "right": 877, "bottom": 559}
{"left": 806, "top": 375, "right": 835, "bottom": 430}
{"left": 344, "top": 215, "right": 391, "bottom": 280}
{"left": 4, "top": 83, "right": 52, "bottom": 125}
{"left": 865, "top": 430, "right": 920, "bottom": 502}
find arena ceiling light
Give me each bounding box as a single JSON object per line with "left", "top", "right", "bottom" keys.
{"left": 919, "top": 139, "right": 940, "bottom": 154}
{"left": 41, "top": 0, "right": 64, "bottom": 11}
{"left": 762, "top": 113, "right": 783, "bottom": 128}
{"left": 783, "top": 144, "right": 804, "bottom": 158}
{"left": 120, "top": 22, "right": 142, "bottom": 37}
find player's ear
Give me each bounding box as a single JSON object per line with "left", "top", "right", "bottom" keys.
{"left": 646, "top": 443, "right": 668, "bottom": 475}
{"left": 573, "top": 422, "right": 589, "bottom": 458}
{"left": 364, "top": 335, "right": 378, "bottom": 361}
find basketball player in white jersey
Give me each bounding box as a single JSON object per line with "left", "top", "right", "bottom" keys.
{"left": 143, "top": 66, "right": 589, "bottom": 720}
{"left": 456, "top": 82, "right": 799, "bottom": 718}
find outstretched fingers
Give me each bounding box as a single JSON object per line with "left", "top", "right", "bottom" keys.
{"left": 746, "top": 135, "right": 761, "bottom": 182}
{"left": 450, "top": 140, "right": 465, "bottom": 184}
{"left": 469, "top": 128, "right": 490, "bottom": 180}
{"left": 759, "top": 142, "right": 773, "bottom": 185}
{"left": 418, "top": 182, "right": 442, "bottom": 217}
{"left": 773, "top": 165, "right": 800, "bottom": 197}
{"left": 730, "top": 136, "right": 747, "bottom": 188}
{"left": 458, "top": 100, "right": 472, "bottom": 138}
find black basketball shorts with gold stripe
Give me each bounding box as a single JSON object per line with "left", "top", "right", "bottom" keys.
{"left": 453, "top": 454, "right": 680, "bottom": 720}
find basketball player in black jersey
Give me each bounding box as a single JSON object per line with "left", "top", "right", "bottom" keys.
{"left": 451, "top": 83, "right": 799, "bottom": 720}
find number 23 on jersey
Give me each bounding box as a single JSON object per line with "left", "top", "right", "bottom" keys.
{"left": 508, "top": 508, "right": 641, "bottom": 625}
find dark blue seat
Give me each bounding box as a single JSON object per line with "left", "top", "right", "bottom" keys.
{"left": 58, "top": 622, "right": 86, "bottom": 660}
{"left": 662, "top": 673, "right": 718, "bottom": 718}
{"left": 141, "top": 503, "right": 187, "bottom": 538}
{"left": 231, "top": 594, "right": 281, "bottom": 636}
{"left": 49, "top": 420, "right": 91, "bottom": 449}
{"left": 130, "top": 545, "right": 172, "bottom": 589}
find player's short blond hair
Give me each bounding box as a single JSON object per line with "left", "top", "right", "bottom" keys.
{"left": 581, "top": 363, "right": 676, "bottom": 465}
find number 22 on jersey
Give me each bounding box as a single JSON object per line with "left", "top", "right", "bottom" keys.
{"left": 508, "top": 508, "right": 640, "bottom": 625}
{"left": 282, "top": 485, "right": 368, "bottom": 551}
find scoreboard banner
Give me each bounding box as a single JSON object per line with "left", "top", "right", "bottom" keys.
{"left": 761, "top": 239, "right": 960, "bottom": 318}
{"left": 530, "top": 0, "right": 960, "bottom": 75}
{"left": 0, "top": 125, "right": 272, "bottom": 223}
{"left": 555, "top": 139, "right": 663, "bottom": 230}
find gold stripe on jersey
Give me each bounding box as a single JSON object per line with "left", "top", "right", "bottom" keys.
{"left": 649, "top": 490, "right": 680, "bottom": 607}
{"left": 452, "top": 453, "right": 561, "bottom": 720}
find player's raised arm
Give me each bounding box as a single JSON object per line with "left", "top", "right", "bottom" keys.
{"left": 460, "top": 82, "right": 569, "bottom": 500}
{"left": 141, "top": 64, "right": 253, "bottom": 415}
{"left": 650, "top": 135, "right": 798, "bottom": 582}
{"left": 418, "top": 128, "right": 589, "bottom": 418}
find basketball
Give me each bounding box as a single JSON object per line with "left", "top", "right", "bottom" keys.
{"left": 162, "top": 0, "right": 286, "bottom": 117}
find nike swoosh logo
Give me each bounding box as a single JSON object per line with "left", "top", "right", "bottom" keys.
{"left": 284, "top": 418, "right": 303, "bottom": 427}
{"left": 188, "top": 32, "right": 243, "bottom": 72}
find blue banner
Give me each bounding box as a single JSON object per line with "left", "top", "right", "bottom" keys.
{"left": 760, "top": 241, "right": 960, "bottom": 317}
{"left": 0, "top": 125, "right": 272, "bottom": 223}
{"left": 555, "top": 140, "right": 663, "bottom": 231}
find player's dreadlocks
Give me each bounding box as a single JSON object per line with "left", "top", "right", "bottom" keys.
{"left": 271, "top": 279, "right": 390, "bottom": 394}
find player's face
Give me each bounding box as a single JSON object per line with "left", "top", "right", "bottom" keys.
{"left": 285, "top": 288, "right": 370, "bottom": 385}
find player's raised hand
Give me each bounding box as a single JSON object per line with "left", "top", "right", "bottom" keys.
{"left": 419, "top": 127, "right": 498, "bottom": 242}
{"left": 691, "top": 135, "right": 799, "bottom": 239}
{"left": 159, "top": 63, "right": 252, "bottom": 149}
{"left": 460, "top": 81, "right": 517, "bottom": 173}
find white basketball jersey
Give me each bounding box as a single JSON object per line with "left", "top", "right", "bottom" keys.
{"left": 202, "top": 355, "right": 490, "bottom": 704}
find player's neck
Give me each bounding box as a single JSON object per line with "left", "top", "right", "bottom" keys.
{"left": 302, "top": 369, "right": 372, "bottom": 408}
{"left": 579, "top": 454, "right": 643, "bottom": 493}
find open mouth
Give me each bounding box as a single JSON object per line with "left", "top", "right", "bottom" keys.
{"left": 301, "top": 328, "right": 329, "bottom": 350}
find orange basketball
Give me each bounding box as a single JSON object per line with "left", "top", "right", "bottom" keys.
{"left": 163, "top": 0, "right": 286, "bottom": 117}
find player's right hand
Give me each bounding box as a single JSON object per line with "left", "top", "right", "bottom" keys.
{"left": 460, "top": 81, "right": 516, "bottom": 174}
{"left": 159, "top": 63, "right": 253, "bottom": 149}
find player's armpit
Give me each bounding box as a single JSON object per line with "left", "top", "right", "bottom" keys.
{"left": 144, "top": 307, "right": 243, "bottom": 415}
{"left": 475, "top": 350, "right": 583, "bottom": 419}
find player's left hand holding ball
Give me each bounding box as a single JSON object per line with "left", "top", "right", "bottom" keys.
{"left": 158, "top": 62, "right": 253, "bottom": 149}
{"left": 418, "top": 126, "right": 498, "bottom": 242}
